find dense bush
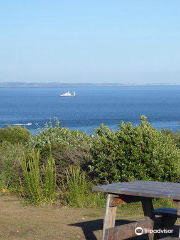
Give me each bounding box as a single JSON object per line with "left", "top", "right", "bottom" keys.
{"left": 161, "top": 128, "right": 180, "bottom": 148}
{"left": 0, "top": 126, "right": 30, "bottom": 144}
{"left": 0, "top": 117, "right": 180, "bottom": 206}
{"left": 0, "top": 143, "right": 24, "bottom": 188}
{"left": 28, "top": 121, "right": 92, "bottom": 185}
{"left": 90, "top": 116, "right": 180, "bottom": 183}
{"left": 29, "top": 120, "right": 92, "bottom": 150}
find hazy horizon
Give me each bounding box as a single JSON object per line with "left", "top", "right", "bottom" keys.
{"left": 1, "top": 1, "right": 180, "bottom": 84}
{"left": 1, "top": 81, "right": 180, "bottom": 86}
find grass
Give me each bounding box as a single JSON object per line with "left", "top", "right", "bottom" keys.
{"left": 1, "top": 194, "right": 179, "bottom": 240}
{"left": 116, "top": 199, "right": 176, "bottom": 216}
{"left": 61, "top": 166, "right": 177, "bottom": 209}
{"left": 62, "top": 166, "right": 105, "bottom": 208}
{"left": 19, "top": 150, "right": 56, "bottom": 204}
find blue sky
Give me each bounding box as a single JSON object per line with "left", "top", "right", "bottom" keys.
{"left": 0, "top": 0, "right": 180, "bottom": 83}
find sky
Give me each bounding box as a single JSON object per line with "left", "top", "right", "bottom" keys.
{"left": 0, "top": 0, "right": 180, "bottom": 84}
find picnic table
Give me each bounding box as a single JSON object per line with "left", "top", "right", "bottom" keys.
{"left": 93, "top": 181, "right": 180, "bottom": 240}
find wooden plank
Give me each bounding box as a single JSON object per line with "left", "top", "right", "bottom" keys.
{"left": 154, "top": 208, "right": 177, "bottom": 235}
{"left": 142, "top": 198, "right": 155, "bottom": 219}
{"left": 93, "top": 186, "right": 180, "bottom": 201}
{"left": 103, "top": 194, "right": 117, "bottom": 240}
{"left": 122, "top": 182, "right": 180, "bottom": 194}
{"left": 109, "top": 194, "right": 141, "bottom": 207}
{"left": 141, "top": 198, "right": 155, "bottom": 240}
{"left": 93, "top": 183, "right": 180, "bottom": 201}
{"left": 104, "top": 218, "right": 154, "bottom": 240}
{"left": 93, "top": 182, "right": 180, "bottom": 195}
{"left": 162, "top": 215, "right": 177, "bottom": 231}
{"left": 93, "top": 181, "right": 180, "bottom": 191}
{"left": 154, "top": 216, "right": 163, "bottom": 230}
{"left": 133, "top": 180, "right": 180, "bottom": 188}
{"left": 155, "top": 208, "right": 177, "bottom": 216}
{"left": 113, "top": 181, "right": 180, "bottom": 189}
{"left": 126, "top": 181, "right": 180, "bottom": 195}
{"left": 93, "top": 180, "right": 180, "bottom": 192}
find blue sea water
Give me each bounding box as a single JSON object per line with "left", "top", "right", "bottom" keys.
{"left": 0, "top": 85, "right": 180, "bottom": 134}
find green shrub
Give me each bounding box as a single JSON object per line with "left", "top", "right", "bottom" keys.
{"left": 19, "top": 149, "right": 56, "bottom": 204}
{"left": 0, "top": 143, "right": 24, "bottom": 189}
{"left": 62, "top": 166, "right": 104, "bottom": 207}
{"left": 29, "top": 120, "right": 92, "bottom": 150}
{"left": 90, "top": 116, "right": 180, "bottom": 183}
{"left": 1, "top": 118, "right": 180, "bottom": 208}
{"left": 0, "top": 126, "right": 30, "bottom": 144}
{"left": 161, "top": 128, "right": 180, "bottom": 148}
{"left": 29, "top": 120, "right": 92, "bottom": 186}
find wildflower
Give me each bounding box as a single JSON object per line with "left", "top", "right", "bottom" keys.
{"left": 1, "top": 188, "right": 8, "bottom": 193}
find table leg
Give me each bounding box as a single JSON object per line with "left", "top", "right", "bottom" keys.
{"left": 103, "top": 194, "right": 117, "bottom": 240}
{"left": 162, "top": 215, "right": 177, "bottom": 231}
{"left": 141, "top": 198, "right": 155, "bottom": 240}
{"left": 177, "top": 203, "right": 180, "bottom": 238}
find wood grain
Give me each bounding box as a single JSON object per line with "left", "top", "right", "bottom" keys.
{"left": 104, "top": 219, "right": 154, "bottom": 240}
{"left": 103, "top": 194, "right": 117, "bottom": 240}
{"left": 93, "top": 181, "right": 180, "bottom": 201}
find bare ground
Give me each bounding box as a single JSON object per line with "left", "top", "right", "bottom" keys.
{"left": 0, "top": 194, "right": 147, "bottom": 240}
{"left": 1, "top": 194, "right": 179, "bottom": 240}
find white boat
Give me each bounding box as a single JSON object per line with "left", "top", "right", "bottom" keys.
{"left": 60, "top": 91, "right": 76, "bottom": 97}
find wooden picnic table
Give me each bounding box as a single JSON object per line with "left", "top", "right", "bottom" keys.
{"left": 93, "top": 181, "right": 180, "bottom": 240}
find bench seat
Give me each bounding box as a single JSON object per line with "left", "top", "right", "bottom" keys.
{"left": 155, "top": 208, "right": 178, "bottom": 217}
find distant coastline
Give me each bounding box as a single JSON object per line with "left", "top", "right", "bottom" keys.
{"left": 0, "top": 82, "right": 180, "bottom": 88}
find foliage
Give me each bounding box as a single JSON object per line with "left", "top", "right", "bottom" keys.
{"left": 0, "top": 126, "right": 30, "bottom": 144}
{"left": 161, "top": 128, "right": 180, "bottom": 148}
{"left": 90, "top": 116, "right": 180, "bottom": 183}
{"left": 28, "top": 120, "right": 92, "bottom": 185}
{"left": 0, "top": 143, "right": 24, "bottom": 189}
{"left": 1, "top": 118, "right": 180, "bottom": 207}
{"left": 62, "top": 166, "right": 104, "bottom": 207}
{"left": 19, "top": 149, "right": 56, "bottom": 204}
{"left": 29, "top": 120, "right": 92, "bottom": 149}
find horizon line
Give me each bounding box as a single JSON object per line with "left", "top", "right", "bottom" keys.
{"left": 1, "top": 82, "right": 180, "bottom": 86}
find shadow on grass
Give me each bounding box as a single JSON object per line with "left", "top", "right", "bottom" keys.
{"left": 70, "top": 218, "right": 180, "bottom": 240}
{"left": 70, "top": 219, "right": 134, "bottom": 240}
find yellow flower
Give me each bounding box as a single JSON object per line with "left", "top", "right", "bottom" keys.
{"left": 1, "top": 189, "right": 7, "bottom": 193}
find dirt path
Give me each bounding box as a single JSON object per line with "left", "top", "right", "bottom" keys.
{"left": 0, "top": 194, "right": 144, "bottom": 240}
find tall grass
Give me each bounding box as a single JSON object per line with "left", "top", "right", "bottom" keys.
{"left": 0, "top": 143, "right": 23, "bottom": 190}
{"left": 43, "top": 155, "right": 56, "bottom": 201}
{"left": 62, "top": 166, "right": 105, "bottom": 207}
{"left": 19, "top": 149, "right": 56, "bottom": 204}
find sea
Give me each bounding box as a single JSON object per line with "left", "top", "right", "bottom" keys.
{"left": 0, "top": 85, "right": 180, "bottom": 135}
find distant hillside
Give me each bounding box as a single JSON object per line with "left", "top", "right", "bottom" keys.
{"left": 0, "top": 82, "right": 179, "bottom": 87}
{"left": 0, "top": 82, "right": 96, "bottom": 87}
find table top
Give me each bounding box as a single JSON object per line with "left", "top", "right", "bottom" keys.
{"left": 93, "top": 181, "right": 180, "bottom": 201}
